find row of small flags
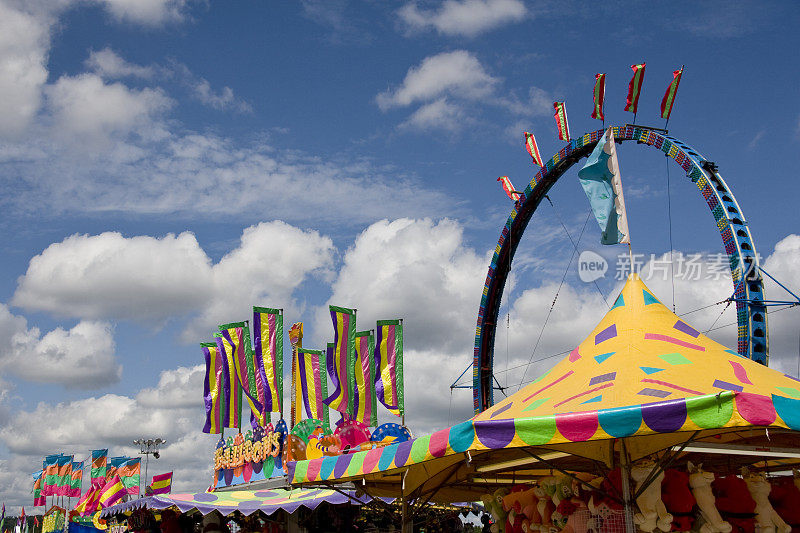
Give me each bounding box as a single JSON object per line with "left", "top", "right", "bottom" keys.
{"left": 203, "top": 307, "right": 404, "bottom": 432}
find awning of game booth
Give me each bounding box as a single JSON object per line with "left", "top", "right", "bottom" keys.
{"left": 287, "top": 275, "right": 800, "bottom": 500}
{"left": 99, "top": 487, "right": 370, "bottom": 517}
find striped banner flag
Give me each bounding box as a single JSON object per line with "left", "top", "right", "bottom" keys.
{"left": 90, "top": 450, "right": 108, "bottom": 486}
{"left": 42, "top": 455, "right": 60, "bottom": 496}
{"left": 98, "top": 475, "right": 126, "bottom": 508}
{"left": 219, "top": 322, "right": 265, "bottom": 426}
{"left": 553, "top": 102, "right": 570, "bottom": 141}
{"left": 352, "top": 331, "right": 377, "bottom": 426}
{"left": 106, "top": 456, "right": 126, "bottom": 482}
{"left": 55, "top": 456, "right": 72, "bottom": 496}
{"left": 288, "top": 322, "right": 303, "bottom": 428}
{"left": 202, "top": 341, "right": 225, "bottom": 434}
{"left": 253, "top": 307, "right": 284, "bottom": 415}
{"left": 625, "top": 62, "right": 646, "bottom": 115}
{"left": 117, "top": 458, "right": 140, "bottom": 495}
{"left": 69, "top": 462, "right": 83, "bottom": 498}
{"left": 592, "top": 73, "right": 606, "bottom": 120}
{"left": 324, "top": 306, "right": 356, "bottom": 416}
{"left": 215, "top": 333, "right": 241, "bottom": 429}
{"left": 32, "top": 472, "right": 45, "bottom": 507}
{"left": 74, "top": 482, "right": 102, "bottom": 516}
{"left": 497, "top": 176, "right": 520, "bottom": 202}
{"left": 146, "top": 472, "right": 173, "bottom": 495}
{"left": 375, "top": 320, "right": 404, "bottom": 417}
{"left": 296, "top": 348, "right": 329, "bottom": 429}
{"left": 523, "top": 132, "right": 543, "bottom": 167}
{"left": 660, "top": 67, "right": 683, "bottom": 120}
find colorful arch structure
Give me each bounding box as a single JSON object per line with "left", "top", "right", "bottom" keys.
{"left": 473, "top": 125, "right": 768, "bottom": 413}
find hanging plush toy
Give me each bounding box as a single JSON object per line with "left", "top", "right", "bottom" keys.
{"left": 504, "top": 486, "right": 540, "bottom": 525}
{"left": 687, "top": 462, "right": 732, "bottom": 533}
{"left": 533, "top": 481, "right": 557, "bottom": 533}
{"left": 769, "top": 475, "right": 800, "bottom": 533}
{"left": 482, "top": 488, "right": 511, "bottom": 533}
{"left": 742, "top": 468, "right": 792, "bottom": 533}
{"left": 504, "top": 485, "right": 534, "bottom": 533}
{"left": 661, "top": 468, "right": 696, "bottom": 531}
{"left": 712, "top": 474, "right": 756, "bottom": 533}
{"left": 631, "top": 460, "right": 673, "bottom": 532}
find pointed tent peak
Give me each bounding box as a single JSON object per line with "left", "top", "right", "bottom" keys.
{"left": 475, "top": 274, "right": 800, "bottom": 423}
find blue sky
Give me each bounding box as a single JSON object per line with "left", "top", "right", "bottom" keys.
{"left": 1, "top": 0, "right": 799, "bottom": 510}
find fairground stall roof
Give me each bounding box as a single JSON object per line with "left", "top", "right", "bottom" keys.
{"left": 287, "top": 275, "right": 800, "bottom": 501}
{"left": 99, "top": 488, "right": 370, "bottom": 518}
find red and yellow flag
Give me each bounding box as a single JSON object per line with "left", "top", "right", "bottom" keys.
{"left": 497, "top": 176, "right": 520, "bottom": 202}
{"left": 523, "top": 132, "right": 543, "bottom": 167}
{"left": 660, "top": 67, "right": 683, "bottom": 120}
{"left": 553, "top": 102, "right": 570, "bottom": 141}
{"left": 625, "top": 62, "right": 646, "bottom": 114}
{"left": 592, "top": 73, "right": 606, "bottom": 120}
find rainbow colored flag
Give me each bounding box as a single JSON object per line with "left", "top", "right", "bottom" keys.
{"left": 116, "top": 458, "right": 140, "bottom": 495}
{"left": 32, "top": 471, "right": 45, "bottom": 507}
{"left": 202, "top": 341, "right": 225, "bottom": 434}
{"left": 146, "top": 472, "right": 172, "bottom": 495}
{"left": 375, "top": 319, "right": 404, "bottom": 417}
{"left": 324, "top": 306, "right": 356, "bottom": 416}
{"left": 660, "top": 67, "right": 683, "bottom": 120}
{"left": 352, "top": 331, "right": 377, "bottom": 426}
{"left": 523, "top": 132, "right": 543, "bottom": 167}
{"left": 592, "top": 73, "right": 606, "bottom": 120}
{"left": 106, "top": 456, "right": 126, "bottom": 481}
{"left": 54, "top": 456, "right": 72, "bottom": 496}
{"left": 553, "top": 102, "right": 570, "bottom": 141}
{"left": 625, "top": 62, "right": 646, "bottom": 115}
{"left": 296, "top": 348, "right": 329, "bottom": 429}
{"left": 215, "top": 333, "right": 241, "bottom": 429}
{"left": 68, "top": 462, "right": 83, "bottom": 498}
{"left": 42, "top": 455, "right": 60, "bottom": 496}
{"left": 220, "top": 322, "right": 265, "bottom": 426}
{"left": 253, "top": 307, "right": 284, "bottom": 415}
{"left": 98, "top": 475, "right": 125, "bottom": 508}
{"left": 497, "top": 176, "right": 520, "bottom": 202}
{"left": 90, "top": 450, "right": 107, "bottom": 486}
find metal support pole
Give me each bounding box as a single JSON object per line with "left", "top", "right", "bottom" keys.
{"left": 620, "top": 439, "right": 636, "bottom": 533}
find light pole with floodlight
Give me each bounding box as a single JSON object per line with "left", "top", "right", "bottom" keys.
{"left": 133, "top": 438, "right": 165, "bottom": 497}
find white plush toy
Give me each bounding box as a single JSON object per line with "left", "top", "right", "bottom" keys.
{"left": 631, "top": 460, "right": 673, "bottom": 532}
{"left": 687, "top": 461, "right": 732, "bottom": 533}
{"left": 741, "top": 467, "right": 791, "bottom": 533}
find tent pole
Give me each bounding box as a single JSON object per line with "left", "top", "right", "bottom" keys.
{"left": 401, "top": 470, "right": 411, "bottom": 533}
{"left": 620, "top": 439, "right": 636, "bottom": 533}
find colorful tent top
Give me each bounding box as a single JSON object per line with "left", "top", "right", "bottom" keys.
{"left": 288, "top": 275, "right": 800, "bottom": 485}
{"left": 99, "top": 488, "right": 371, "bottom": 518}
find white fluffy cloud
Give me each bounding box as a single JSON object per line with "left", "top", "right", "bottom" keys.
{"left": 398, "top": 0, "right": 527, "bottom": 37}
{"left": 0, "top": 304, "right": 121, "bottom": 388}
{"left": 95, "top": 0, "right": 191, "bottom": 26}
{"left": 85, "top": 47, "right": 156, "bottom": 79}
{"left": 400, "top": 98, "right": 466, "bottom": 132}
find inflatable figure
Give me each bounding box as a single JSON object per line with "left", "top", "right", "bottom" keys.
{"left": 742, "top": 468, "right": 791, "bottom": 533}
{"left": 631, "top": 460, "right": 672, "bottom": 532}
{"left": 769, "top": 476, "right": 800, "bottom": 533}
{"left": 661, "top": 468, "right": 696, "bottom": 531}
{"left": 688, "top": 462, "right": 732, "bottom": 533}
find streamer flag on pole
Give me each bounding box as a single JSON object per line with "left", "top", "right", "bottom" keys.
{"left": 592, "top": 73, "right": 606, "bottom": 120}
{"left": 375, "top": 319, "right": 404, "bottom": 417}
{"left": 497, "top": 176, "right": 520, "bottom": 202}
{"left": 55, "top": 456, "right": 72, "bottom": 496}
{"left": 216, "top": 333, "right": 241, "bottom": 429}
{"left": 117, "top": 458, "right": 140, "bottom": 495}
{"left": 578, "top": 127, "right": 630, "bottom": 245}
{"left": 32, "top": 471, "right": 45, "bottom": 507}
{"left": 69, "top": 462, "right": 83, "bottom": 498}
{"left": 352, "top": 331, "right": 377, "bottom": 426}
{"left": 660, "top": 67, "right": 683, "bottom": 120}
{"left": 523, "top": 132, "right": 543, "bottom": 166}
{"left": 42, "top": 455, "right": 59, "bottom": 496}
{"left": 201, "top": 342, "right": 225, "bottom": 434}
{"left": 253, "top": 307, "right": 283, "bottom": 415}
{"left": 146, "top": 472, "right": 173, "bottom": 495}
{"left": 219, "top": 322, "right": 265, "bottom": 426}
{"left": 297, "top": 348, "right": 329, "bottom": 429}
{"left": 106, "top": 457, "right": 126, "bottom": 481}
{"left": 98, "top": 475, "right": 126, "bottom": 508}
{"left": 288, "top": 322, "right": 303, "bottom": 428}
{"left": 90, "top": 450, "right": 108, "bottom": 486}
{"left": 625, "top": 62, "right": 646, "bottom": 114}
{"left": 324, "top": 306, "right": 356, "bottom": 416}
{"left": 74, "top": 482, "right": 102, "bottom": 516}
{"left": 553, "top": 102, "right": 570, "bottom": 141}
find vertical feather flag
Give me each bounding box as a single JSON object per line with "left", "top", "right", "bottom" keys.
{"left": 69, "top": 462, "right": 83, "bottom": 498}
{"left": 592, "top": 73, "right": 606, "bottom": 120}
{"left": 660, "top": 67, "right": 683, "bottom": 120}
{"left": 497, "top": 176, "right": 521, "bottom": 202}
{"left": 523, "top": 132, "right": 543, "bottom": 167}
{"left": 42, "top": 455, "right": 59, "bottom": 496}
{"left": 32, "top": 472, "right": 45, "bottom": 507}
{"left": 216, "top": 333, "right": 241, "bottom": 429}
{"left": 98, "top": 475, "right": 126, "bottom": 508}
{"left": 106, "top": 456, "right": 126, "bottom": 482}
{"left": 296, "top": 348, "right": 329, "bottom": 429}
{"left": 553, "top": 102, "right": 570, "bottom": 141}
{"left": 253, "top": 307, "right": 284, "bottom": 416}
{"left": 375, "top": 319, "right": 404, "bottom": 417}
{"left": 201, "top": 341, "right": 225, "bottom": 434}
{"left": 116, "top": 458, "right": 140, "bottom": 495}
{"left": 90, "top": 450, "right": 108, "bottom": 486}
{"left": 323, "top": 306, "right": 356, "bottom": 416}
{"left": 219, "top": 323, "right": 264, "bottom": 426}
{"left": 625, "top": 62, "right": 646, "bottom": 115}
{"left": 288, "top": 322, "right": 303, "bottom": 428}
{"left": 146, "top": 472, "right": 172, "bottom": 495}
{"left": 352, "top": 331, "right": 377, "bottom": 426}
{"left": 55, "top": 456, "right": 72, "bottom": 496}
{"left": 578, "top": 127, "right": 630, "bottom": 245}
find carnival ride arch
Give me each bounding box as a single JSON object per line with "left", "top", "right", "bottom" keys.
{"left": 473, "top": 125, "right": 768, "bottom": 413}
